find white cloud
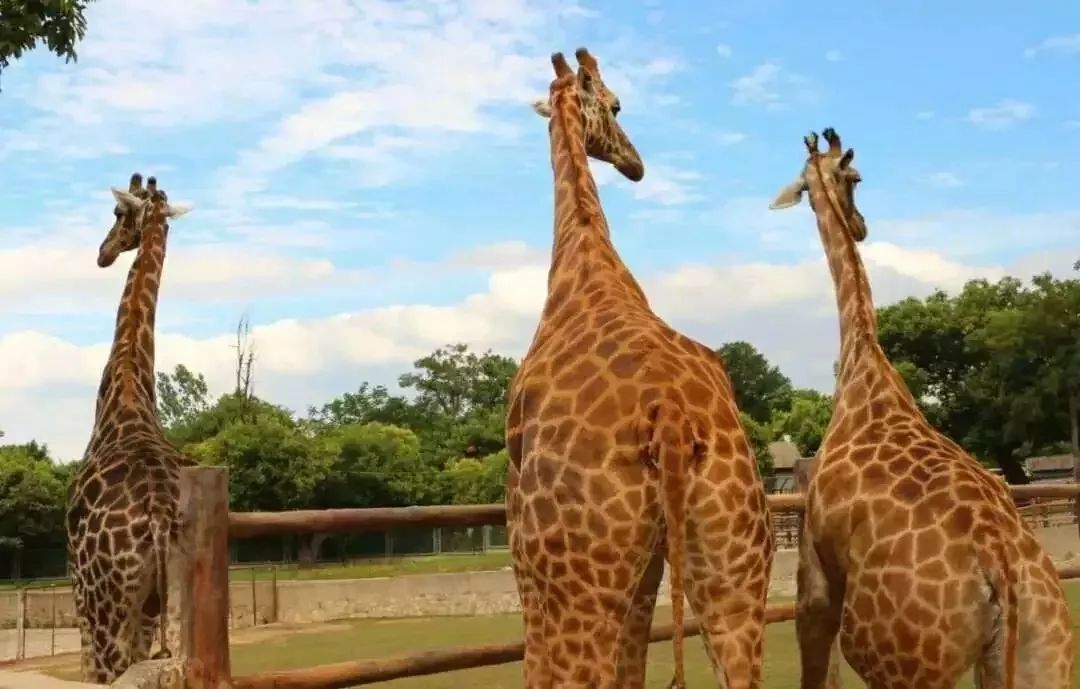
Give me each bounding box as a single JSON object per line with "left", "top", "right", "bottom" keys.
{"left": 715, "top": 43, "right": 732, "bottom": 58}
{"left": 4, "top": 232, "right": 1062, "bottom": 460}
{"left": 919, "top": 171, "right": 965, "bottom": 189}
{"left": 916, "top": 110, "right": 935, "bottom": 121}
{"left": 1024, "top": 33, "right": 1080, "bottom": 58}
{"left": 966, "top": 100, "right": 1035, "bottom": 130}
{"left": 715, "top": 131, "right": 748, "bottom": 146}
{"left": 824, "top": 50, "right": 843, "bottom": 62}
{"left": 729, "top": 62, "right": 816, "bottom": 110}
{"left": 590, "top": 161, "right": 704, "bottom": 207}
{"left": 642, "top": 57, "right": 683, "bottom": 77}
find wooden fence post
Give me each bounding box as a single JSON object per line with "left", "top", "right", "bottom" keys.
{"left": 177, "top": 466, "right": 233, "bottom": 689}
{"left": 15, "top": 587, "right": 26, "bottom": 661}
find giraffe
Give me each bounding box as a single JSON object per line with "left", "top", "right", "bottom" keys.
{"left": 767, "top": 128, "right": 1075, "bottom": 689}
{"left": 66, "top": 173, "right": 195, "bottom": 684}
{"left": 505, "top": 47, "right": 774, "bottom": 689}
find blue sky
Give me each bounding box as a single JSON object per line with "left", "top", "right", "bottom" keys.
{"left": 1, "top": 0, "right": 1078, "bottom": 459}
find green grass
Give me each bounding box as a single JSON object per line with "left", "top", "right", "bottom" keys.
{"left": 40, "top": 582, "right": 1080, "bottom": 688}
{"left": 0, "top": 553, "right": 514, "bottom": 591}
{"left": 228, "top": 582, "right": 1080, "bottom": 687}
{"left": 227, "top": 552, "right": 513, "bottom": 583}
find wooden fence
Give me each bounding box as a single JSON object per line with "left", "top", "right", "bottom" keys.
{"left": 168, "top": 467, "right": 1080, "bottom": 689}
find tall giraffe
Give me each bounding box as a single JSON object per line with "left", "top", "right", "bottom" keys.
{"left": 506, "top": 48, "right": 774, "bottom": 689}
{"left": 66, "top": 173, "right": 195, "bottom": 684}
{"left": 768, "top": 128, "right": 1075, "bottom": 689}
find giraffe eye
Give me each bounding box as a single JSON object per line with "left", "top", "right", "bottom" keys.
{"left": 611, "top": 100, "right": 621, "bottom": 116}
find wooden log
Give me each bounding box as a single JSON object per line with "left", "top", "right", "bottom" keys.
{"left": 228, "top": 504, "right": 506, "bottom": 539}
{"left": 178, "top": 466, "right": 233, "bottom": 689}
{"left": 227, "top": 486, "right": 1080, "bottom": 539}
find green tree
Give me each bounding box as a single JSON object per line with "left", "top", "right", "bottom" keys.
{"left": 167, "top": 392, "right": 293, "bottom": 449}
{"left": 315, "top": 423, "right": 423, "bottom": 509}
{"left": 399, "top": 343, "right": 518, "bottom": 420}
{"left": 739, "top": 412, "right": 774, "bottom": 477}
{"left": 0, "top": 445, "right": 67, "bottom": 577}
{"left": 0, "top": 0, "right": 95, "bottom": 86}
{"left": 773, "top": 389, "right": 834, "bottom": 456}
{"left": 308, "top": 383, "right": 424, "bottom": 430}
{"left": 445, "top": 450, "right": 509, "bottom": 505}
{"left": 716, "top": 341, "right": 793, "bottom": 424}
{"left": 156, "top": 364, "right": 211, "bottom": 431}
{"left": 187, "top": 414, "right": 332, "bottom": 513}
{"left": 969, "top": 271, "right": 1079, "bottom": 465}
{"left": 878, "top": 273, "right": 1074, "bottom": 483}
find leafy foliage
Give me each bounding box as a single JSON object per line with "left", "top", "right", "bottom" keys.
{"left": 716, "top": 341, "right": 794, "bottom": 424}
{"left": 0, "top": 0, "right": 94, "bottom": 85}
{"left": 0, "top": 444, "right": 66, "bottom": 549}
{"left": 156, "top": 364, "right": 211, "bottom": 430}
{"left": 878, "top": 272, "right": 1079, "bottom": 482}
{"left": 773, "top": 389, "right": 834, "bottom": 456}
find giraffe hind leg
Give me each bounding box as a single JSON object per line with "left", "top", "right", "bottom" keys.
{"left": 618, "top": 548, "right": 664, "bottom": 689}
{"left": 793, "top": 529, "right": 844, "bottom": 689}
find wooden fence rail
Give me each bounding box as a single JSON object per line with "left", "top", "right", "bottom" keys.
{"left": 173, "top": 467, "right": 1080, "bottom": 689}
{"left": 227, "top": 485, "right": 1079, "bottom": 539}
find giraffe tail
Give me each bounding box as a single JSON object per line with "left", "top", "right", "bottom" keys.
{"left": 647, "top": 400, "right": 692, "bottom": 689}
{"left": 149, "top": 510, "right": 173, "bottom": 660}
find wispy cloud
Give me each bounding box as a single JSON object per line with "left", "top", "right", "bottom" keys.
{"left": 824, "top": 50, "right": 843, "bottom": 62}
{"left": 715, "top": 43, "right": 732, "bottom": 58}
{"left": 1024, "top": 33, "right": 1080, "bottom": 57}
{"left": 919, "top": 171, "right": 965, "bottom": 189}
{"left": 916, "top": 110, "right": 935, "bottom": 121}
{"left": 966, "top": 100, "right": 1035, "bottom": 130}
{"left": 729, "top": 62, "right": 817, "bottom": 110}
{"left": 715, "top": 131, "right": 748, "bottom": 146}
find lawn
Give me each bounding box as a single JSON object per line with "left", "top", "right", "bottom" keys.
{"left": 229, "top": 552, "right": 514, "bottom": 584}
{"left": 37, "top": 582, "right": 1080, "bottom": 687}
{"left": 54, "top": 581, "right": 1074, "bottom": 688}
{"left": 0, "top": 552, "right": 515, "bottom": 591}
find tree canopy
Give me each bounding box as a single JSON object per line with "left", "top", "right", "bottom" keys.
{"left": 0, "top": 0, "right": 95, "bottom": 86}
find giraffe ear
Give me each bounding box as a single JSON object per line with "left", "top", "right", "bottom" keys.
{"left": 532, "top": 99, "right": 552, "bottom": 118}
{"left": 768, "top": 176, "right": 808, "bottom": 210}
{"left": 164, "top": 202, "right": 192, "bottom": 218}
{"left": 111, "top": 187, "right": 148, "bottom": 212}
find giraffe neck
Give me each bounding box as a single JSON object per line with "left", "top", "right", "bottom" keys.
{"left": 807, "top": 180, "right": 878, "bottom": 383}
{"left": 540, "top": 87, "right": 648, "bottom": 321}
{"left": 94, "top": 208, "right": 169, "bottom": 426}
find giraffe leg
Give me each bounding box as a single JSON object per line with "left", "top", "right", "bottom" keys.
{"left": 678, "top": 456, "right": 772, "bottom": 689}
{"left": 619, "top": 548, "right": 664, "bottom": 689}
{"left": 794, "top": 529, "right": 844, "bottom": 689}
{"left": 1011, "top": 566, "right": 1075, "bottom": 689}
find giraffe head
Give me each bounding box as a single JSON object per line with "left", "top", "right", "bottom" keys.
{"left": 532, "top": 47, "right": 645, "bottom": 182}
{"left": 98, "top": 173, "right": 191, "bottom": 267}
{"left": 767, "top": 127, "right": 867, "bottom": 241}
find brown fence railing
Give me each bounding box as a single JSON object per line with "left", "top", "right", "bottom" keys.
{"left": 164, "top": 467, "right": 1080, "bottom": 689}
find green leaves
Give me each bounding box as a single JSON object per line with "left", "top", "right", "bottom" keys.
{"left": 0, "top": 444, "right": 67, "bottom": 549}
{"left": 0, "top": 0, "right": 94, "bottom": 86}
{"left": 878, "top": 271, "right": 1079, "bottom": 482}
{"left": 715, "top": 341, "right": 793, "bottom": 424}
